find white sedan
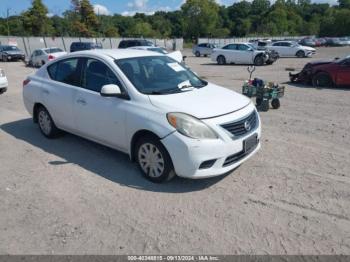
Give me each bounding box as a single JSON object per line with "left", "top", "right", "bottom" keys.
{"left": 0, "top": 68, "right": 8, "bottom": 94}
{"left": 28, "top": 47, "right": 67, "bottom": 67}
{"left": 267, "top": 41, "right": 316, "bottom": 58}
{"left": 23, "top": 49, "right": 261, "bottom": 182}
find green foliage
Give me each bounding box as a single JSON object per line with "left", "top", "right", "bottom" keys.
{"left": 0, "top": 0, "right": 349, "bottom": 39}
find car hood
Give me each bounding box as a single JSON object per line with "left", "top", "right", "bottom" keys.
{"left": 308, "top": 59, "right": 334, "bottom": 66}
{"left": 148, "top": 83, "right": 251, "bottom": 119}
{"left": 300, "top": 45, "right": 315, "bottom": 51}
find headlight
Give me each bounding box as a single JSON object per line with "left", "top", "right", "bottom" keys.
{"left": 0, "top": 69, "right": 5, "bottom": 77}
{"left": 167, "top": 112, "right": 218, "bottom": 140}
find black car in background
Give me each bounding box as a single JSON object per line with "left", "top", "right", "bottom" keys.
{"left": 70, "top": 42, "right": 103, "bottom": 52}
{"left": 0, "top": 45, "right": 25, "bottom": 62}
{"left": 118, "top": 39, "right": 154, "bottom": 48}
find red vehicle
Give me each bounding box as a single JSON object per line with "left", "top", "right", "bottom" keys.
{"left": 290, "top": 55, "right": 350, "bottom": 88}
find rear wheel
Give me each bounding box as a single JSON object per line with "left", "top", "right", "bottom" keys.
{"left": 135, "top": 135, "right": 175, "bottom": 183}
{"left": 296, "top": 50, "right": 305, "bottom": 58}
{"left": 195, "top": 51, "right": 200, "bottom": 57}
{"left": 254, "top": 55, "right": 264, "bottom": 66}
{"left": 36, "top": 106, "right": 60, "bottom": 138}
{"left": 217, "top": 55, "right": 226, "bottom": 65}
{"left": 260, "top": 100, "right": 270, "bottom": 112}
{"left": 312, "top": 72, "right": 333, "bottom": 88}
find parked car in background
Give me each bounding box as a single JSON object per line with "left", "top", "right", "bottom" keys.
{"left": 70, "top": 42, "right": 102, "bottom": 52}
{"left": 128, "top": 46, "right": 185, "bottom": 63}
{"left": 339, "top": 37, "right": 350, "bottom": 46}
{"left": 325, "top": 38, "right": 343, "bottom": 47}
{"left": 211, "top": 43, "right": 276, "bottom": 66}
{"left": 118, "top": 39, "right": 154, "bottom": 49}
{"left": 128, "top": 46, "right": 168, "bottom": 54}
{"left": 289, "top": 55, "right": 350, "bottom": 88}
{"left": 0, "top": 68, "right": 8, "bottom": 94}
{"left": 299, "top": 38, "right": 317, "bottom": 47}
{"left": 22, "top": 49, "right": 261, "bottom": 182}
{"left": 267, "top": 41, "right": 316, "bottom": 58}
{"left": 0, "top": 45, "right": 25, "bottom": 62}
{"left": 28, "top": 47, "right": 67, "bottom": 67}
{"left": 192, "top": 43, "right": 217, "bottom": 57}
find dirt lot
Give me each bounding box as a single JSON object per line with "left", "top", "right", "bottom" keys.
{"left": 0, "top": 47, "right": 350, "bottom": 255}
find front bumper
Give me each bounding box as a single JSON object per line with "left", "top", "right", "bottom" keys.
{"left": 4, "top": 54, "right": 25, "bottom": 61}
{"left": 161, "top": 104, "right": 261, "bottom": 179}
{"left": 0, "top": 77, "right": 8, "bottom": 91}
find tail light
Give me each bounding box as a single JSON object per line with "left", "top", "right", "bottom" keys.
{"left": 48, "top": 55, "right": 55, "bottom": 60}
{"left": 23, "top": 79, "right": 30, "bottom": 87}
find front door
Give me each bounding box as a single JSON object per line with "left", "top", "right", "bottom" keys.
{"left": 336, "top": 59, "right": 350, "bottom": 86}
{"left": 73, "top": 58, "right": 128, "bottom": 150}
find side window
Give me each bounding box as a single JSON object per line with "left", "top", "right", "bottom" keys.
{"left": 48, "top": 58, "right": 80, "bottom": 86}
{"left": 82, "top": 59, "right": 122, "bottom": 93}
{"left": 223, "top": 44, "right": 236, "bottom": 50}
{"left": 273, "top": 43, "right": 280, "bottom": 46}
{"left": 238, "top": 44, "right": 249, "bottom": 51}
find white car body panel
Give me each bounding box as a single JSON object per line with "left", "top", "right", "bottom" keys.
{"left": 267, "top": 41, "right": 316, "bottom": 57}
{"left": 23, "top": 49, "right": 261, "bottom": 179}
{"left": 0, "top": 69, "right": 8, "bottom": 91}
{"left": 30, "top": 48, "right": 67, "bottom": 67}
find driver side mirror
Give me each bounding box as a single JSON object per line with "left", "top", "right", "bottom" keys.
{"left": 100, "top": 84, "right": 122, "bottom": 97}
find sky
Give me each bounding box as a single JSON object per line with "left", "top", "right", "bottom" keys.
{"left": 0, "top": 0, "right": 339, "bottom": 17}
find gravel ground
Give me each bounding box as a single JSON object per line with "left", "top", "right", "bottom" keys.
{"left": 0, "top": 47, "right": 350, "bottom": 255}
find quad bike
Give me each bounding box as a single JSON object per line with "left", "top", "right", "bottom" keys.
{"left": 242, "top": 66, "right": 285, "bottom": 112}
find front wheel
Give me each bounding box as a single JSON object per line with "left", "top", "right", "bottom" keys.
{"left": 296, "top": 50, "right": 305, "bottom": 58}
{"left": 135, "top": 135, "right": 176, "bottom": 183}
{"left": 217, "top": 55, "right": 226, "bottom": 65}
{"left": 254, "top": 56, "right": 264, "bottom": 66}
{"left": 312, "top": 72, "right": 333, "bottom": 88}
{"left": 195, "top": 51, "right": 200, "bottom": 57}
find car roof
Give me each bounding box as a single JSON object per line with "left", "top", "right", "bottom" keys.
{"left": 63, "top": 49, "right": 165, "bottom": 60}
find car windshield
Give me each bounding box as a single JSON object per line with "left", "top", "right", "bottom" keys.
{"left": 115, "top": 56, "right": 207, "bottom": 95}
{"left": 3, "top": 46, "right": 19, "bottom": 51}
{"left": 247, "top": 44, "right": 256, "bottom": 50}
{"left": 45, "top": 48, "right": 63, "bottom": 54}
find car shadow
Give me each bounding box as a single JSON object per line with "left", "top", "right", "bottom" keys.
{"left": 1, "top": 118, "right": 229, "bottom": 193}
{"left": 200, "top": 63, "right": 274, "bottom": 67}
{"left": 282, "top": 81, "right": 350, "bottom": 91}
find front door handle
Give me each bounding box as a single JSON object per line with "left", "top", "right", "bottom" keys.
{"left": 76, "top": 98, "right": 87, "bottom": 105}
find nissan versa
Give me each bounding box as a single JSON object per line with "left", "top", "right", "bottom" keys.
{"left": 23, "top": 49, "right": 261, "bottom": 182}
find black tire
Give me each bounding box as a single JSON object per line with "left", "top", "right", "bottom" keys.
{"left": 195, "top": 51, "right": 200, "bottom": 57}
{"left": 135, "top": 135, "right": 176, "bottom": 183}
{"left": 254, "top": 55, "right": 264, "bottom": 66}
{"left": 260, "top": 100, "right": 270, "bottom": 112}
{"left": 217, "top": 55, "right": 226, "bottom": 65}
{"left": 312, "top": 72, "right": 333, "bottom": 88}
{"left": 41, "top": 60, "right": 46, "bottom": 66}
{"left": 265, "top": 60, "right": 274, "bottom": 65}
{"left": 296, "top": 50, "right": 305, "bottom": 58}
{"left": 256, "top": 97, "right": 262, "bottom": 106}
{"left": 36, "top": 106, "right": 60, "bottom": 138}
{"left": 271, "top": 98, "right": 280, "bottom": 109}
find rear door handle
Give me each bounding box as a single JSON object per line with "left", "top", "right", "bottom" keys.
{"left": 76, "top": 98, "right": 87, "bottom": 105}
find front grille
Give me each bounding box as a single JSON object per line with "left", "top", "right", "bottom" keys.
{"left": 223, "top": 140, "right": 258, "bottom": 167}
{"left": 220, "top": 111, "right": 257, "bottom": 138}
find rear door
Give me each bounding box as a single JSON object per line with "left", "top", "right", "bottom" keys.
{"left": 237, "top": 44, "right": 253, "bottom": 64}
{"left": 42, "top": 57, "right": 83, "bottom": 131}
{"left": 222, "top": 44, "right": 237, "bottom": 63}
{"left": 271, "top": 42, "right": 283, "bottom": 56}
{"left": 73, "top": 57, "right": 128, "bottom": 150}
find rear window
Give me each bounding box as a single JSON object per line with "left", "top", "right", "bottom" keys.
{"left": 47, "top": 58, "right": 80, "bottom": 86}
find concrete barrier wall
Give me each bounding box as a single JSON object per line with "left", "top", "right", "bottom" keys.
{"left": 198, "top": 36, "right": 311, "bottom": 47}
{"left": 0, "top": 36, "right": 184, "bottom": 57}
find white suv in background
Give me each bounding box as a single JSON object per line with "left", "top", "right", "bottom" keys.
{"left": 267, "top": 41, "right": 316, "bottom": 58}
{"left": 23, "top": 49, "right": 261, "bottom": 183}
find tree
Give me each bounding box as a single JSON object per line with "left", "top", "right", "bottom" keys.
{"left": 181, "top": 0, "right": 220, "bottom": 38}
{"left": 22, "top": 0, "right": 52, "bottom": 36}
{"left": 338, "top": 0, "right": 350, "bottom": 9}
{"left": 251, "top": 0, "right": 270, "bottom": 15}
{"left": 70, "top": 0, "right": 98, "bottom": 37}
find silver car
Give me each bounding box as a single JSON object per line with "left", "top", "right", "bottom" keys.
{"left": 192, "top": 43, "right": 217, "bottom": 57}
